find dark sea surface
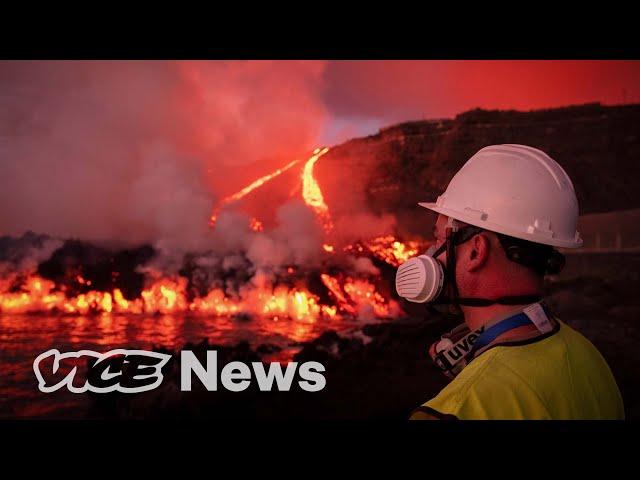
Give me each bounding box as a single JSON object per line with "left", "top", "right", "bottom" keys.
{"left": 0, "top": 312, "right": 380, "bottom": 418}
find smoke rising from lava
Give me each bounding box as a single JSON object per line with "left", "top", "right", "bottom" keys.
{"left": 0, "top": 61, "right": 328, "bottom": 248}
{"left": 0, "top": 61, "right": 420, "bottom": 325}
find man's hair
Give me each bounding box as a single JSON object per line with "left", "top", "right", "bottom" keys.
{"left": 450, "top": 218, "right": 566, "bottom": 276}
{"left": 494, "top": 233, "right": 565, "bottom": 276}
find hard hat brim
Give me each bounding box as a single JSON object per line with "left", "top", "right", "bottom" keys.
{"left": 418, "top": 202, "right": 583, "bottom": 249}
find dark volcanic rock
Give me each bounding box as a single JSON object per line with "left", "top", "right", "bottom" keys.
{"left": 36, "top": 239, "right": 155, "bottom": 298}
{"left": 317, "top": 103, "right": 640, "bottom": 238}
{"left": 0, "top": 231, "right": 60, "bottom": 266}
{"left": 255, "top": 343, "right": 282, "bottom": 355}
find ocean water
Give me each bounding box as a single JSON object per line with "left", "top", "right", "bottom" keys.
{"left": 0, "top": 312, "right": 380, "bottom": 418}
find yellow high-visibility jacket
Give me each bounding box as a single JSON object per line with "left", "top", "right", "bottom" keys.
{"left": 411, "top": 320, "right": 624, "bottom": 420}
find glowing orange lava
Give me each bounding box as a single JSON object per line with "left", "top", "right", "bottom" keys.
{"left": 210, "top": 159, "right": 300, "bottom": 226}
{"left": 320, "top": 273, "right": 397, "bottom": 317}
{"left": 0, "top": 273, "right": 397, "bottom": 321}
{"left": 363, "top": 235, "right": 423, "bottom": 267}
{"left": 249, "top": 217, "right": 264, "bottom": 232}
{"left": 1, "top": 147, "right": 421, "bottom": 324}
{"left": 301, "top": 147, "right": 333, "bottom": 232}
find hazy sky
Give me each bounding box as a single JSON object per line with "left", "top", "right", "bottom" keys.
{"left": 1, "top": 60, "right": 638, "bottom": 242}
{"left": 318, "top": 60, "right": 640, "bottom": 143}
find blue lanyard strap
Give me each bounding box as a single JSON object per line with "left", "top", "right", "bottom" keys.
{"left": 467, "top": 312, "right": 534, "bottom": 358}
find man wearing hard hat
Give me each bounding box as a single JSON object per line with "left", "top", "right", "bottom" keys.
{"left": 396, "top": 144, "right": 624, "bottom": 420}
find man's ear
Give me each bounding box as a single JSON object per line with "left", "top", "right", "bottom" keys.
{"left": 466, "top": 233, "right": 490, "bottom": 272}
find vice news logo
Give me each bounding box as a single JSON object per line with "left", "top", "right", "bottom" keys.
{"left": 33, "top": 349, "right": 326, "bottom": 394}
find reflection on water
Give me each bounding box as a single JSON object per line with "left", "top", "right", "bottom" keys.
{"left": 0, "top": 312, "right": 380, "bottom": 418}
{"left": 69, "top": 315, "right": 89, "bottom": 345}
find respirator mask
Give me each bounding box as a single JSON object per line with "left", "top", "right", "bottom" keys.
{"left": 395, "top": 218, "right": 563, "bottom": 309}
{"left": 395, "top": 218, "right": 563, "bottom": 377}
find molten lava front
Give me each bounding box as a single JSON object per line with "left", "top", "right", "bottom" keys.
{"left": 1, "top": 148, "right": 427, "bottom": 325}
{"left": 0, "top": 272, "right": 398, "bottom": 320}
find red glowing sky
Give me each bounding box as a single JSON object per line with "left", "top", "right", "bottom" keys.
{"left": 319, "top": 60, "right": 640, "bottom": 143}
{"left": 1, "top": 60, "right": 639, "bottom": 243}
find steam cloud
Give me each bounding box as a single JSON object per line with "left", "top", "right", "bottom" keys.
{"left": 0, "top": 61, "right": 328, "bottom": 249}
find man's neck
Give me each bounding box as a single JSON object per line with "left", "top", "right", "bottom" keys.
{"left": 462, "top": 303, "right": 534, "bottom": 331}
{"left": 462, "top": 300, "right": 554, "bottom": 346}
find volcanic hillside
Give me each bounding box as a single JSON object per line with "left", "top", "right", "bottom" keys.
{"left": 315, "top": 102, "right": 640, "bottom": 238}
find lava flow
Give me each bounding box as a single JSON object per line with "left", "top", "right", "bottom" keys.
{"left": 0, "top": 271, "right": 401, "bottom": 320}
{"left": 209, "top": 158, "right": 300, "bottom": 227}
{"left": 1, "top": 147, "right": 427, "bottom": 323}
{"left": 301, "top": 147, "right": 333, "bottom": 232}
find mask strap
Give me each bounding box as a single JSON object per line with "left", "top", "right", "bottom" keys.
{"left": 443, "top": 220, "right": 484, "bottom": 314}
{"left": 434, "top": 223, "right": 540, "bottom": 309}
{"left": 455, "top": 294, "right": 543, "bottom": 307}
{"left": 445, "top": 225, "right": 460, "bottom": 313}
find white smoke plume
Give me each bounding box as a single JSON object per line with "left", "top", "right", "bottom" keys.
{"left": 0, "top": 236, "right": 64, "bottom": 277}
{"left": 0, "top": 61, "right": 328, "bottom": 251}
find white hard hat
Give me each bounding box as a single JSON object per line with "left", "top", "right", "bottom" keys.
{"left": 419, "top": 144, "right": 583, "bottom": 248}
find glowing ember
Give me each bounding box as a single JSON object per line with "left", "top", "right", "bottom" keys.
{"left": 301, "top": 147, "right": 333, "bottom": 232}
{"left": 210, "top": 159, "right": 300, "bottom": 226}
{"left": 249, "top": 217, "right": 264, "bottom": 232}
{"left": 322, "top": 244, "right": 335, "bottom": 253}
{"left": 321, "top": 273, "right": 398, "bottom": 317}
{"left": 357, "top": 235, "right": 424, "bottom": 267}
{"left": 342, "top": 280, "right": 391, "bottom": 317}
{"left": 320, "top": 274, "right": 354, "bottom": 313}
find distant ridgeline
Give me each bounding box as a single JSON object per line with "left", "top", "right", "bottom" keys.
{"left": 316, "top": 103, "right": 640, "bottom": 238}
